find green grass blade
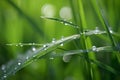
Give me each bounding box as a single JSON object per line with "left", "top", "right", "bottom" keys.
{"left": 41, "top": 16, "right": 79, "bottom": 29}
{"left": 0, "top": 34, "right": 80, "bottom": 80}
{"left": 6, "top": 0, "right": 44, "bottom": 37}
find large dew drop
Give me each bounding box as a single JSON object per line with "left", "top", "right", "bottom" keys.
{"left": 63, "top": 55, "right": 72, "bottom": 63}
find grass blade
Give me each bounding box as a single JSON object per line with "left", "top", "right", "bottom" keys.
{"left": 41, "top": 16, "right": 79, "bottom": 29}
{"left": 0, "top": 34, "right": 80, "bottom": 80}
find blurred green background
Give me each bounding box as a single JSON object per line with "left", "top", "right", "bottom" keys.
{"left": 0, "top": 0, "right": 120, "bottom": 80}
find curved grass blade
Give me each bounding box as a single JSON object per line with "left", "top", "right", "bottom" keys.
{"left": 0, "top": 34, "right": 80, "bottom": 80}
{"left": 41, "top": 16, "right": 79, "bottom": 29}
{"left": 51, "top": 46, "right": 118, "bottom": 74}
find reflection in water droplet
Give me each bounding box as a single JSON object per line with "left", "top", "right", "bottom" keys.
{"left": 52, "top": 38, "right": 56, "bottom": 43}
{"left": 18, "top": 62, "right": 21, "bottom": 66}
{"left": 32, "top": 47, "right": 36, "bottom": 52}
{"left": 92, "top": 46, "right": 97, "bottom": 51}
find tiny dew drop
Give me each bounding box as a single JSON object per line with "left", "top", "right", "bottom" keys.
{"left": 95, "top": 27, "right": 99, "bottom": 34}
{"left": 60, "top": 36, "right": 64, "bottom": 46}
{"left": 92, "top": 46, "right": 97, "bottom": 51}
{"left": 60, "top": 43, "right": 64, "bottom": 46}
{"left": 1, "top": 65, "right": 6, "bottom": 70}
{"left": 3, "top": 74, "right": 7, "bottom": 78}
{"left": 64, "top": 23, "right": 68, "bottom": 25}
{"left": 18, "top": 62, "right": 21, "bottom": 66}
{"left": 32, "top": 47, "right": 36, "bottom": 52}
{"left": 52, "top": 38, "right": 56, "bottom": 43}
{"left": 19, "top": 43, "right": 23, "bottom": 47}
{"left": 14, "top": 67, "right": 17, "bottom": 70}
{"left": 49, "top": 57, "right": 54, "bottom": 60}
{"left": 26, "top": 56, "right": 29, "bottom": 60}
{"left": 43, "top": 44, "right": 48, "bottom": 50}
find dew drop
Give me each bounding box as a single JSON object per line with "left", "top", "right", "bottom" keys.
{"left": 60, "top": 43, "right": 64, "bottom": 46}
{"left": 3, "top": 74, "right": 7, "bottom": 78}
{"left": 49, "top": 57, "right": 54, "bottom": 60}
{"left": 1, "top": 65, "right": 6, "bottom": 70}
{"left": 32, "top": 47, "right": 36, "bottom": 52}
{"left": 26, "top": 56, "right": 29, "bottom": 60}
{"left": 92, "top": 46, "right": 97, "bottom": 51}
{"left": 14, "top": 67, "right": 17, "bottom": 70}
{"left": 95, "top": 27, "right": 99, "bottom": 34}
{"left": 43, "top": 45, "right": 47, "bottom": 47}
{"left": 32, "top": 43, "right": 35, "bottom": 45}
{"left": 64, "top": 23, "right": 68, "bottom": 25}
{"left": 109, "top": 27, "right": 113, "bottom": 33}
{"left": 52, "top": 38, "right": 56, "bottom": 43}
{"left": 18, "top": 62, "right": 21, "bottom": 66}
{"left": 60, "top": 36, "right": 64, "bottom": 46}
{"left": 43, "top": 44, "right": 48, "bottom": 50}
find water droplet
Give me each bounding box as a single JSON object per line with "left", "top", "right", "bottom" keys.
{"left": 64, "top": 23, "right": 68, "bottom": 25}
{"left": 26, "top": 56, "right": 29, "bottom": 60}
{"left": 60, "top": 43, "right": 64, "bottom": 46}
{"left": 63, "top": 55, "right": 71, "bottom": 63}
{"left": 92, "top": 46, "right": 97, "bottom": 51}
{"left": 18, "top": 62, "right": 21, "bottom": 65}
{"left": 3, "top": 74, "right": 7, "bottom": 78}
{"left": 19, "top": 43, "right": 23, "bottom": 47}
{"left": 49, "top": 57, "right": 54, "bottom": 60}
{"left": 43, "top": 45, "right": 47, "bottom": 47}
{"left": 1, "top": 65, "right": 5, "bottom": 70}
{"left": 33, "top": 55, "right": 36, "bottom": 58}
{"left": 14, "top": 67, "right": 17, "bottom": 70}
{"left": 95, "top": 27, "right": 99, "bottom": 34}
{"left": 52, "top": 38, "right": 56, "bottom": 43}
{"left": 32, "top": 43, "right": 35, "bottom": 45}
{"left": 60, "top": 36, "right": 64, "bottom": 46}
{"left": 43, "top": 45, "right": 48, "bottom": 50}
{"left": 109, "top": 27, "right": 113, "bottom": 33}
{"left": 32, "top": 47, "right": 36, "bottom": 52}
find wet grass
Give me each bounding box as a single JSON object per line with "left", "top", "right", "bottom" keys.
{"left": 0, "top": 0, "right": 120, "bottom": 80}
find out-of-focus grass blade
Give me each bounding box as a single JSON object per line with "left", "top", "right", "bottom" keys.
{"left": 6, "top": 0, "right": 44, "bottom": 37}
{"left": 41, "top": 16, "right": 79, "bottom": 29}
{"left": 0, "top": 34, "right": 80, "bottom": 80}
